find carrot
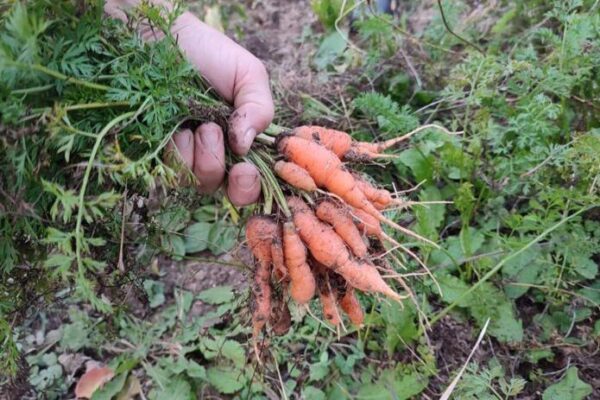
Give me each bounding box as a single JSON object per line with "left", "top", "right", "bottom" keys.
{"left": 354, "top": 176, "right": 393, "bottom": 209}
{"left": 292, "top": 126, "right": 353, "bottom": 159}
{"left": 316, "top": 200, "right": 368, "bottom": 258}
{"left": 339, "top": 287, "right": 364, "bottom": 326}
{"left": 292, "top": 124, "right": 455, "bottom": 161}
{"left": 279, "top": 136, "right": 437, "bottom": 247}
{"left": 283, "top": 221, "right": 316, "bottom": 304}
{"left": 246, "top": 216, "right": 277, "bottom": 340}
{"left": 274, "top": 160, "right": 316, "bottom": 192}
{"left": 271, "top": 224, "right": 287, "bottom": 282}
{"left": 286, "top": 196, "right": 403, "bottom": 301}
{"left": 315, "top": 266, "right": 341, "bottom": 326}
{"left": 351, "top": 207, "right": 385, "bottom": 241}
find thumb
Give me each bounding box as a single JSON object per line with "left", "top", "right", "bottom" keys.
{"left": 227, "top": 60, "right": 275, "bottom": 155}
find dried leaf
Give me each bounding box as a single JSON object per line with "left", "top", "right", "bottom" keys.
{"left": 75, "top": 366, "right": 114, "bottom": 399}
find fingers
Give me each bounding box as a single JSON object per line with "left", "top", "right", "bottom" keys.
{"left": 171, "top": 13, "right": 274, "bottom": 155}
{"left": 227, "top": 162, "right": 261, "bottom": 207}
{"left": 165, "top": 129, "right": 195, "bottom": 184}
{"left": 193, "top": 122, "right": 226, "bottom": 194}
{"left": 227, "top": 60, "right": 275, "bottom": 155}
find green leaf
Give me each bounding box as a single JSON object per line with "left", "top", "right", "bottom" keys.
{"left": 143, "top": 280, "right": 165, "bottom": 308}
{"left": 207, "top": 223, "right": 237, "bottom": 255}
{"left": 396, "top": 148, "right": 433, "bottom": 182}
{"left": 436, "top": 274, "right": 472, "bottom": 307}
{"left": 414, "top": 186, "right": 445, "bottom": 240}
{"left": 309, "top": 360, "right": 329, "bottom": 382}
{"left": 221, "top": 340, "right": 245, "bottom": 367}
{"left": 192, "top": 205, "right": 217, "bottom": 222}
{"left": 313, "top": 31, "right": 347, "bottom": 70}
{"left": 185, "top": 360, "right": 206, "bottom": 379}
{"left": 162, "top": 233, "right": 185, "bottom": 259}
{"left": 154, "top": 376, "right": 194, "bottom": 400}
{"left": 197, "top": 286, "right": 234, "bottom": 304}
{"left": 60, "top": 321, "right": 89, "bottom": 351}
{"left": 572, "top": 256, "right": 598, "bottom": 279}
{"left": 542, "top": 367, "right": 592, "bottom": 400}
{"left": 92, "top": 372, "right": 128, "bottom": 400}
{"left": 156, "top": 206, "right": 190, "bottom": 232}
{"left": 302, "top": 386, "right": 326, "bottom": 400}
{"left": 183, "top": 222, "right": 211, "bottom": 253}
{"left": 206, "top": 366, "right": 246, "bottom": 394}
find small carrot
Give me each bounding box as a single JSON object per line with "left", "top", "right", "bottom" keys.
{"left": 287, "top": 196, "right": 403, "bottom": 301}
{"left": 292, "top": 126, "right": 353, "bottom": 159}
{"left": 271, "top": 224, "right": 287, "bottom": 282}
{"left": 351, "top": 207, "right": 385, "bottom": 242}
{"left": 354, "top": 176, "right": 394, "bottom": 209}
{"left": 316, "top": 200, "right": 368, "bottom": 258}
{"left": 315, "top": 266, "right": 342, "bottom": 326}
{"left": 339, "top": 287, "right": 364, "bottom": 326}
{"left": 246, "top": 216, "right": 277, "bottom": 341}
{"left": 274, "top": 160, "right": 317, "bottom": 192}
{"left": 279, "top": 136, "right": 437, "bottom": 247}
{"left": 283, "top": 221, "right": 316, "bottom": 304}
{"left": 292, "top": 124, "right": 456, "bottom": 161}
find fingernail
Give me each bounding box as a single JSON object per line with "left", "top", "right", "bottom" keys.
{"left": 235, "top": 174, "right": 258, "bottom": 191}
{"left": 241, "top": 128, "right": 256, "bottom": 152}
{"left": 200, "top": 129, "right": 220, "bottom": 148}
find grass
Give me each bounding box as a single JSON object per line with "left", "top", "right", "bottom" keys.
{"left": 1, "top": 0, "right": 599, "bottom": 399}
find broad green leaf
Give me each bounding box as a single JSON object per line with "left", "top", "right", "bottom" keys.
{"left": 302, "top": 386, "right": 326, "bottom": 400}
{"left": 197, "top": 286, "right": 234, "bottom": 304}
{"left": 309, "top": 361, "right": 329, "bottom": 382}
{"left": 221, "top": 340, "right": 245, "bottom": 367}
{"left": 154, "top": 376, "right": 194, "bottom": 400}
{"left": 92, "top": 372, "right": 128, "bottom": 400}
{"left": 186, "top": 360, "right": 206, "bottom": 379}
{"left": 156, "top": 206, "right": 190, "bottom": 232}
{"left": 183, "top": 222, "right": 211, "bottom": 253}
{"left": 396, "top": 148, "right": 433, "bottom": 182}
{"left": 542, "top": 367, "right": 592, "bottom": 400}
{"left": 60, "top": 321, "right": 89, "bottom": 351}
{"left": 143, "top": 280, "right": 165, "bottom": 308}
{"left": 572, "top": 256, "right": 598, "bottom": 279}
{"left": 192, "top": 205, "right": 217, "bottom": 222}
{"left": 414, "top": 186, "right": 445, "bottom": 241}
{"left": 206, "top": 366, "right": 246, "bottom": 394}
{"left": 207, "top": 223, "right": 237, "bottom": 255}
{"left": 436, "top": 273, "right": 472, "bottom": 307}
{"left": 314, "top": 31, "right": 347, "bottom": 70}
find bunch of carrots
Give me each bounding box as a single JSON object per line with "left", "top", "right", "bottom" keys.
{"left": 244, "top": 124, "right": 454, "bottom": 357}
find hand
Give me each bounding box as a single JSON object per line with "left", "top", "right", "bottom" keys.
{"left": 105, "top": 3, "right": 274, "bottom": 206}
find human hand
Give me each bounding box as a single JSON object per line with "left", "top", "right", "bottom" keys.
{"left": 105, "top": 3, "right": 274, "bottom": 206}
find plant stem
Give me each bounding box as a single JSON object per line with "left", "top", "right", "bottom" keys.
{"left": 7, "top": 60, "right": 112, "bottom": 91}
{"left": 75, "top": 111, "right": 136, "bottom": 279}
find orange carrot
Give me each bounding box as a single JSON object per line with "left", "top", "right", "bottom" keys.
{"left": 279, "top": 136, "right": 437, "bottom": 247}
{"left": 339, "top": 287, "right": 364, "bottom": 326}
{"left": 274, "top": 160, "right": 317, "bottom": 192}
{"left": 351, "top": 207, "right": 385, "bottom": 241}
{"left": 246, "top": 216, "right": 277, "bottom": 339}
{"left": 286, "top": 196, "right": 403, "bottom": 301}
{"left": 292, "top": 124, "right": 447, "bottom": 161}
{"left": 316, "top": 200, "right": 368, "bottom": 258}
{"left": 315, "top": 266, "right": 341, "bottom": 326}
{"left": 271, "top": 224, "right": 287, "bottom": 282}
{"left": 292, "top": 126, "right": 353, "bottom": 159}
{"left": 283, "top": 221, "right": 316, "bottom": 304}
{"left": 354, "top": 176, "right": 393, "bottom": 209}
